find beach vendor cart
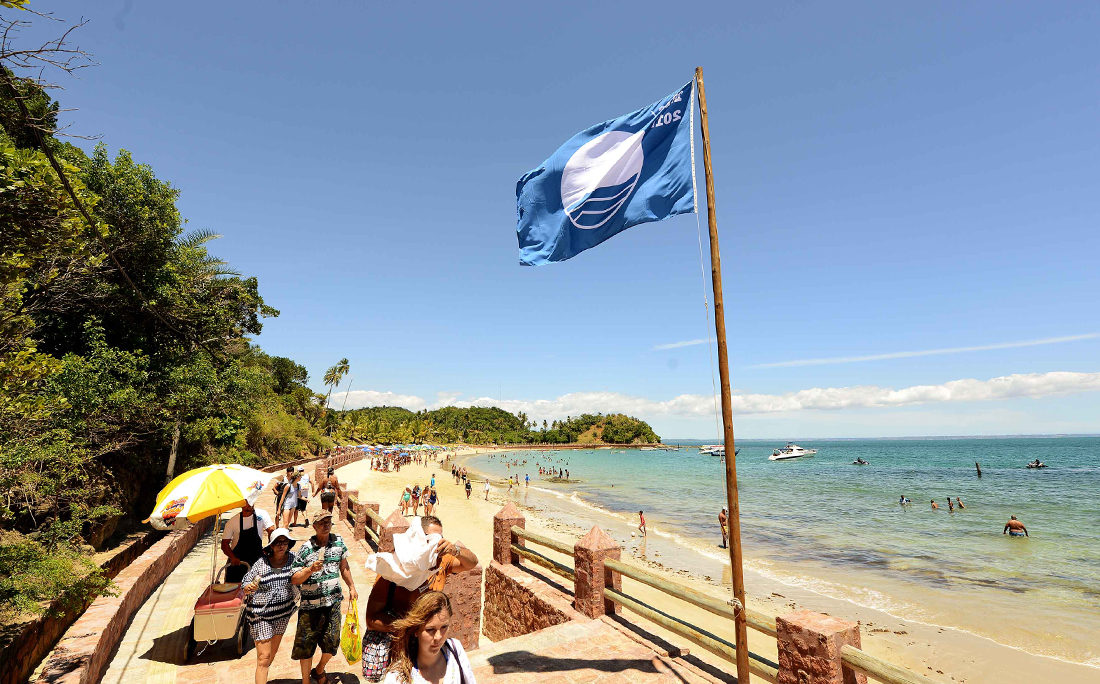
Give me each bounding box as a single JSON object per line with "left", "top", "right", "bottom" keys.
{"left": 144, "top": 463, "right": 271, "bottom": 661}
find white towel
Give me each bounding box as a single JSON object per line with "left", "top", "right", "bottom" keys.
{"left": 365, "top": 523, "right": 443, "bottom": 590}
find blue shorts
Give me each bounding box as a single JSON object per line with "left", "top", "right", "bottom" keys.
{"left": 1009, "top": 530, "right": 1025, "bottom": 537}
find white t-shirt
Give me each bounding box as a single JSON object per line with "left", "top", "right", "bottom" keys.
{"left": 297, "top": 472, "right": 310, "bottom": 499}
{"left": 223, "top": 508, "right": 274, "bottom": 548}
{"left": 380, "top": 639, "right": 473, "bottom": 684}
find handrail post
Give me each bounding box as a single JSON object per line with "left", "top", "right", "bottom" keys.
{"left": 365, "top": 501, "right": 380, "bottom": 535}
{"left": 776, "top": 609, "right": 866, "bottom": 684}
{"left": 353, "top": 502, "right": 366, "bottom": 541}
{"left": 493, "top": 503, "right": 524, "bottom": 565}
{"left": 573, "top": 525, "right": 621, "bottom": 618}
{"left": 379, "top": 509, "right": 410, "bottom": 553}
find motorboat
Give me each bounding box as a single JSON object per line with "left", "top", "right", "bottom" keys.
{"left": 851, "top": 457, "right": 869, "bottom": 466}
{"left": 701, "top": 446, "right": 740, "bottom": 457}
{"left": 1026, "top": 460, "right": 1048, "bottom": 469}
{"left": 769, "top": 443, "right": 817, "bottom": 461}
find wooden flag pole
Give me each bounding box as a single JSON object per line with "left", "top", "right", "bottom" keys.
{"left": 695, "top": 66, "right": 750, "bottom": 683}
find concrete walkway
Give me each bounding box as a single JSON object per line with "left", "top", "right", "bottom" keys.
{"left": 101, "top": 489, "right": 377, "bottom": 684}
{"left": 99, "top": 460, "right": 733, "bottom": 684}
{"left": 470, "top": 618, "right": 727, "bottom": 684}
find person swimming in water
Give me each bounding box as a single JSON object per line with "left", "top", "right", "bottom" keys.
{"left": 931, "top": 500, "right": 939, "bottom": 510}
{"left": 955, "top": 497, "right": 965, "bottom": 509}
{"left": 1003, "top": 515, "right": 1028, "bottom": 537}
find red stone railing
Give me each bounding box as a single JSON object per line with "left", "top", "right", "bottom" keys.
{"left": 488, "top": 502, "right": 937, "bottom": 684}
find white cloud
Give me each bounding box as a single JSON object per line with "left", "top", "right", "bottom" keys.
{"left": 652, "top": 338, "right": 711, "bottom": 351}
{"left": 748, "top": 333, "right": 1100, "bottom": 369}
{"left": 331, "top": 371, "right": 1100, "bottom": 423}
{"left": 331, "top": 390, "right": 427, "bottom": 412}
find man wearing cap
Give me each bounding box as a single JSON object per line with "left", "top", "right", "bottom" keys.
{"left": 290, "top": 512, "right": 357, "bottom": 684}
{"left": 221, "top": 501, "right": 275, "bottom": 584}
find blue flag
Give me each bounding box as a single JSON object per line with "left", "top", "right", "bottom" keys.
{"left": 517, "top": 81, "right": 696, "bottom": 266}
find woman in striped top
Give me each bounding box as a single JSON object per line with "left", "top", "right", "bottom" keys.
{"left": 242, "top": 528, "right": 300, "bottom": 684}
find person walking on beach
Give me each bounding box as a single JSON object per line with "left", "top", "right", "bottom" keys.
{"left": 317, "top": 467, "right": 342, "bottom": 515}
{"left": 380, "top": 591, "right": 476, "bottom": 684}
{"left": 241, "top": 528, "right": 299, "bottom": 684}
{"left": 465, "top": 479, "right": 472, "bottom": 499}
{"left": 363, "top": 516, "right": 479, "bottom": 682}
{"left": 483, "top": 479, "right": 490, "bottom": 500}
{"left": 525, "top": 473, "right": 529, "bottom": 488}
{"left": 718, "top": 508, "right": 728, "bottom": 549}
{"left": 295, "top": 466, "right": 311, "bottom": 527}
{"left": 1003, "top": 515, "right": 1029, "bottom": 537}
{"left": 290, "top": 513, "right": 357, "bottom": 684}
{"left": 638, "top": 510, "right": 646, "bottom": 537}
{"left": 277, "top": 471, "right": 302, "bottom": 528}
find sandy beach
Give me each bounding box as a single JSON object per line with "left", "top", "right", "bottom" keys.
{"left": 339, "top": 448, "right": 1098, "bottom": 684}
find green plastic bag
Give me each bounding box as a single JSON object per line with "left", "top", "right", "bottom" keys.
{"left": 342, "top": 598, "right": 362, "bottom": 665}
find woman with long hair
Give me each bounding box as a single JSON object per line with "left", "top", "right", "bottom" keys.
{"left": 381, "top": 591, "right": 475, "bottom": 684}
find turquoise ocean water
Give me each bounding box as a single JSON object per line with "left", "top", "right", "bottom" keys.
{"left": 465, "top": 437, "right": 1100, "bottom": 668}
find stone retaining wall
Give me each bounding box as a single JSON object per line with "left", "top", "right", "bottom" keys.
{"left": 1, "top": 530, "right": 164, "bottom": 684}
{"left": 442, "top": 564, "right": 484, "bottom": 652}
{"left": 33, "top": 518, "right": 213, "bottom": 684}
{"left": 9, "top": 454, "right": 326, "bottom": 684}
{"left": 482, "top": 561, "right": 581, "bottom": 642}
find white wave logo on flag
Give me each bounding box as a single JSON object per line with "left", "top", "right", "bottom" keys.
{"left": 561, "top": 129, "right": 645, "bottom": 229}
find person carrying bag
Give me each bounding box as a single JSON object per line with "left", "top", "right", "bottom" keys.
{"left": 342, "top": 598, "right": 362, "bottom": 665}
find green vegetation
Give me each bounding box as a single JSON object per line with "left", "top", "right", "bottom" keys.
{"left": 331, "top": 406, "right": 660, "bottom": 446}
{"left": 0, "top": 72, "right": 332, "bottom": 618}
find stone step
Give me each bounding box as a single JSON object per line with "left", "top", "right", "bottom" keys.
{"left": 467, "top": 619, "right": 603, "bottom": 668}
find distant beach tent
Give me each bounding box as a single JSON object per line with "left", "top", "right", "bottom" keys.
{"left": 516, "top": 81, "right": 696, "bottom": 265}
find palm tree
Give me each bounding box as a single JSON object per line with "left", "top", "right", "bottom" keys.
{"left": 322, "top": 358, "right": 350, "bottom": 412}
{"left": 321, "top": 358, "right": 350, "bottom": 435}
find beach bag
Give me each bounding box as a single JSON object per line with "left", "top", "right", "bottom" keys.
{"left": 361, "top": 584, "right": 396, "bottom": 681}
{"left": 341, "top": 599, "right": 362, "bottom": 665}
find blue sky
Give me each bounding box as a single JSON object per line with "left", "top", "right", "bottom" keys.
{"left": 26, "top": 1, "right": 1099, "bottom": 438}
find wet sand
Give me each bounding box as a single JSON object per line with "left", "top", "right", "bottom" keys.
{"left": 341, "top": 449, "right": 1098, "bottom": 684}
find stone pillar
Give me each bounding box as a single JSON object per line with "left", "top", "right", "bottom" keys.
{"left": 776, "top": 609, "right": 866, "bottom": 684}
{"left": 364, "top": 501, "right": 380, "bottom": 535}
{"left": 314, "top": 463, "right": 324, "bottom": 488}
{"left": 493, "top": 503, "right": 524, "bottom": 565}
{"left": 353, "top": 503, "right": 367, "bottom": 542}
{"left": 573, "top": 525, "right": 621, "bottom": 618}
{"left": 379, "top": 509, "right": 410, "bottom": 553}
{"left": 340, "top": 488, "right": 358, "bottom": 524}
{"left": 442, "top": 562, "right": 483, "bottom": 651}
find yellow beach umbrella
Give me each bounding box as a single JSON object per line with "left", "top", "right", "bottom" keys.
{"left": 145, "top": 463, "right": 270, "bottom": 530}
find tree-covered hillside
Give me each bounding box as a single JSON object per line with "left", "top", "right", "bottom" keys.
{"left": 0, "top": 69, "right": 332, "bottom": 617}
{"left": 332, "top": 406, "right": 660, "bottom": 446}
